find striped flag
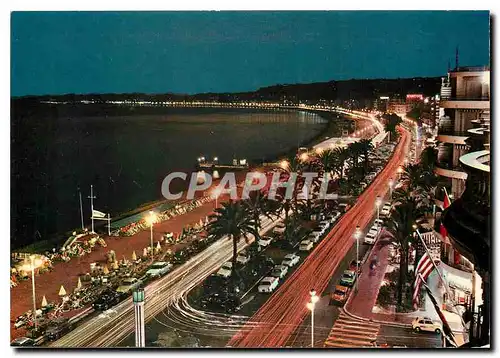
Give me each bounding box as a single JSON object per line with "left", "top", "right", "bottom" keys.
{"left": 419, "top": 274, "right": 457, "bottom": 347}
{"left": 412, "top": 252, "right": 435, "bottom": 309}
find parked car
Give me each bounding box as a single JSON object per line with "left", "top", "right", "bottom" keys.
{"left": 330, "top": 285, "right": 350, "bottom": 304}
{"left": 11, "top": 337, "right": 35, "bottom": 347}
{"left": 308, "top": 233, "right": 320, "bottom": 243}
{"left": 270, "top": 264, "right": 288, "bottom": 279}
{"left": 364, "top": 231, "right": 377, "bottom": 245}
{"left": 374, "top": 218, "right": 384, "bottom": 227}
{"left": 282, "top": 253, "right": 300, "bottom": 267}
{"left": 339, "top": 270, "right": 357, "bottom": 287}
{"left": 412, "top": 317, "right": 442, "bottom": 334}
{"left": 380, "top": 203, "right": 392, "bottom": 217}
{"left": 319, "top": 220, "right": 331, "bottom": 228}
{"left": 146, "top": 261, "right": 173, "bottom": 278}
{"left": 299, "top": 240, "right": 314, "bottom": 251}
{"left": 172, "top": 249, "right": 188, "bottom": 264}
{"left": 116, "top": 277, "right": 142, "bottom": 294}
{"left": 216, "top": 262, "right": 233, "bottom": 278}
{"left": 258, "top": 277, "right": 279, "bottom": 293}
{"left": 236, "top": 251, "right": 250, "bottom": 265}
{"left": 93, "top": 290, "right": 121, "bottom": 311}
{"left": 258, "top": 236, "right": 273, "bottom": 247}
{"left": 200, "top": 293, "right": 241, "bottom": 314}
{"left": 349, "top": 259, "right": 361, "bottom": 273}
{"left": 44, "top": 318, "right": 72, "bottom": 341}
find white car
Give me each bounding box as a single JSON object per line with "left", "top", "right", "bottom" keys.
{"left": 412, "top": 317, "right": 442, "bottom": 334}
{"left": 116, "top": 277, "right": 142, "bottom": 294}
{"left": 380, "top": 203, "right": 392, "bottom": 217}
{"left": 236, "top": 252, "right": 250, "bottom": 265}
{"left": 270, "top": 264, "right": 288, "bottom": 279}
{"left": 281, "top": 253, "right": 300, "bottom": 267}
{"left": 258, "top": 236, "right": 273, "bottom": 247}
{"left": 299, "top": 240, "right": 314, "bottom": 251}
{"left": 217, "top": 262, "right": 233, "bottom": 278}
{"left": 312, "top": 227, "right": 325, "bottom": 236}
{"left": 258, "top": 277, "right": 279, "bottom": 293}
{"left": 319, "top": 220, "right": 330, "bottom": 228}
{"left": 374, "top": 218, "right": 384, "bottom": 227}
{"left": 146, "top": 261, "right": 173, "bottom": 277}
{"left": 308, "top": 233, "right": 320, "bottom": 243}
{"left": 364, "top": 231, "right": 377, "bottom": 245}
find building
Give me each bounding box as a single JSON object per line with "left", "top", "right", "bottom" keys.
{"left": 406, "top": 93, "right": 424, "bottom": 109}
{"left": 439, "top": 66, "right": 490, "bottom": 347}
{"left": 435, "top": 66, "right": 490, "bottom": 198}
{"left": 388, "top": 99, "right": 409, "bottom": 114}
{"left": 374, "top": 96, "right": 390, "bottom": 112}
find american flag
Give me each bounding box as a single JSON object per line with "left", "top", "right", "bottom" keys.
{"left": 412, "top": 252, "right": 435, "bottom": 309}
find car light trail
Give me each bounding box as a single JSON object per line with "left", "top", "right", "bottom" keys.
{"left": 228, "top": 126, "right": 411, "bottom": 348}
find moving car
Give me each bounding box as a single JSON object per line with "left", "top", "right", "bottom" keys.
{"left": 330, "top": 285, "right": 350, "bottom": 304}
{"left": 10, "top": 337, "right": 35, "bottom": 347}
{"left": 299, "top": 240, "right": 314, "bottom": 252}
{"left": 93, "top": 290, "right": 121, "bottom": 310}
{"left": 281, "top": 253, "right": 300, "bottom": 267}
{"left": 116, "top": 277, "right": 142, "bottom": 295}
{"left": 364, "top": 231, "right": 377, "bottom": 245}
{"left": 146, "top": 261, "right": 173, "bottom": 277}
{"left": 339, "top": 270, "right": 357, "bottom": 287}
{"left": 412, "top": 317, "right": 442, "bottom": 334}
{"left": 258, "top": 277, "right": 279, "bottom": 293}
{"left": 258, "top": 236, "right": 273, "bottom": 247}
{"left": 216, "top": 262, "right": 233, "bottom": 278}
{"left": 270, "top": 264, "right": 288, "bottom": 279}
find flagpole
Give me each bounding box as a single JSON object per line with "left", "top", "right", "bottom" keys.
{"left": 79, "top": 189, "right": 84, "bottom": 231}
{"left": 416, "top": 229, "right": 467, "bottom": 329}
{"left": 107, "top": 213, "right": 111, "bottom": 236}
{"left": 88, "top": 185, "right": 96, "bottom": 233}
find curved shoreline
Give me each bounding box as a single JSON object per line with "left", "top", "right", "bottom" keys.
{"left": 15, "top": 106, "right": 356, "bottom": 253}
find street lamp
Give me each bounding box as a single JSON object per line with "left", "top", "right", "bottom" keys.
{"left": 375, "top": 196, "right": 382, "bottom": 220}
{"left": 388, "top": 178, "right": 394, "bottom": 199}
{"left": 354, "top": 226, "right": 362, "bottom": 292}
{"left": 146, "top": 211, "right": 157, "bottom": 259}
{"left": 306, "top": 289, "right": 320, "bottom": 348}
{"left": 21, "top": 255, "right": 43, "bottom": 331}
{"left": 212, "top": 187, "right": 222, "bottom": 209}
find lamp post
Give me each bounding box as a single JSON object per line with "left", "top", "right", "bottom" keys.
{"left": 388, "top": 178, "right": 394, "bottom": 200}
{"left": 30, "top": 255, "right": 37, "bottom": 330}
{"left": 306, "top": 289, "right": 320, "bottom": 348}
{"left": 354, "top": 226, "right": 362, "bottom": 292}
{"left": 212, "top": 188, "right": 221, "bottom": 209}
{"left": 375, "top": 196, "right": 382, "bottom": 220}
{"left": 147, "top": 211, "right": 156, "bottom": 260}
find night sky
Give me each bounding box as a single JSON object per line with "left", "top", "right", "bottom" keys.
{"left": 11, "top": 11, "right": 490, "bottom": 96}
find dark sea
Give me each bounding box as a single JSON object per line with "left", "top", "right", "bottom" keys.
{"left": 11, "top": 105, "right": 338, "bottom": 249}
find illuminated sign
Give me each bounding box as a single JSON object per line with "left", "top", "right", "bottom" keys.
{"left": 379, "top": 96, "right": 389, "bottom": 100}
{"left": 406, "top": 94, "right": 424, "bottom": 101}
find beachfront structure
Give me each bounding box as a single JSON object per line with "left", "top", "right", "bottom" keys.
{"left": 435, "top": 66, "right": 490, "bottom": 199}
{"left": 133, "top": 289, "right": 146, "bottom": 347}
{"left": 438, "top": 66, "right": 490, "bottom": 347}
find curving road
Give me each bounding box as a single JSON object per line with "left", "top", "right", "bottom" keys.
{"left": 49, "top": 215, "right": 279, "bottom": 347}
{"left": 228, "top": 125, "right": 411, "bottom": 347}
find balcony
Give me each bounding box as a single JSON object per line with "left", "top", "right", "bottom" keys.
{"left": 440, "top": 96, "right": 490, "bottom": 110}
{"left": 437, "top": 130, "right": 470, "bottom": 145}
{"left": 434, "top": 163, "right": 468, "bottom": 180}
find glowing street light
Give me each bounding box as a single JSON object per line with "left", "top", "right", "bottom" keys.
{"left": 388, "top": 178, "right": 394, "bottom": 199}
{"left": 146, "top": 211, "right": 157, "bottom": 259}
{"left": 354, "top": 226, "right": 362, "bottom": 292}
{"left": 212, "top": 187, "right": 222, "bottom": 209}
{"left": 280, "top": 160, "right": 289, "bottom": 170}
{"left": 20, "top": 255, "right": 44, "bottom": 330}
{"left": 375, "top": 196, "right": 382, "bottom": 220}
{"left": 300, "top": 152, "right": 309, "bottom": 162}
{"left": 306, "top": 289, "right": 320, "bottom": 347}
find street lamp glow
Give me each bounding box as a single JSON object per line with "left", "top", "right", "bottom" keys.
{"left": 213, "top": 156, "right": 218, "bottom": 162}
{"left": 212, "top": 187, "right": 222, "bottom": 208}
{"left": 388, "top": 178, "right": 394, "bottom": 199}
{"left": 147, "top": 211, "right": 157, "bottom": 259}
{"left": 315, "top": 147, "right": 323, "bottom": 155}
{"left": 354, "top": 226, "right": 362, "bottom": 291}
{"left": 375, "top": 196, "right": 382, "bottom": 220}
{"left": 300, "top": 153, "right": 309, "bottom": 162}
{"left": 307, "top": 289, "right": 319, "bottom": 347}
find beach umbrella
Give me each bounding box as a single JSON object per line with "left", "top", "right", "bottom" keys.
{"left": 156, "top": 241, "right": 161, "bottom": 251}
{"left": 41, "top": 295, "right": 48, "bottom": 308}
{"left": 76, "top": 277, "right": 82, "bottom": 290}
{"left": 143, "top": 248, "right": 148, "bottom": 257}
{"left": 58, "top": 285, "right": 67, "bottom": 297}
{"left": 199, "top": 219, "right": 203, "bottom": 227}
{"left": 205, "top": 216, "right": 209, "bottom": 225}
{"left": 103, "top": 265, "right": 109, "bottom": 275}
{"left": 112, "top": 261, "right": 119, "bottom": 270}
{"left": 132, "top": 251, "right": 137, "bottom": 261}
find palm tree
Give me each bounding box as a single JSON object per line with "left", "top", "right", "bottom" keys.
{"left": 385, "top": 200, "right": 420, "bottom": 310}
{"left": 243, "top": 191, "right": 274, "bottom": 241}
{"left": 419, "top": 146, "right": 438, "bottom": 171}
{"left": 331, "top": 146, "right": 350, "bottom": 181}
{"left": 358, "top": 138, "right": 374, "bottom": 176}
{"left": 207, "top": 200, "right": 258, "bottom": 291}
